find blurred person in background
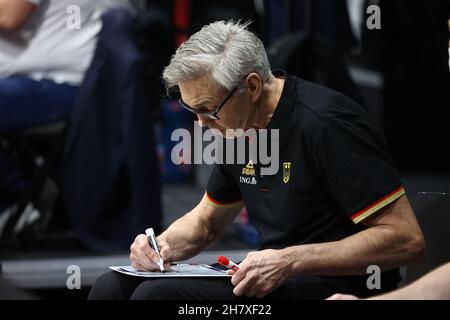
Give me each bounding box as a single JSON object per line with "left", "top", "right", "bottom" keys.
{"left": 0, "top": 0, "right": 140, "bottom": 234}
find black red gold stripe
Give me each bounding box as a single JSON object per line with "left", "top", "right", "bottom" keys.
{"left": 205, "top": 192, "right": 243, "bottom": 208}
{"left": 351, "top": 186, "right": 406, "bottom": 224}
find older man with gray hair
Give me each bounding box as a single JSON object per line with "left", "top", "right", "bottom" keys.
{"left": 89, "top": 20, "right": 425, "bottom": 300}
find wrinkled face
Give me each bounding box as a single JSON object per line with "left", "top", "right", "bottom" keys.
{"left": 178, "top": 74, "right": 259, "bottom": 137}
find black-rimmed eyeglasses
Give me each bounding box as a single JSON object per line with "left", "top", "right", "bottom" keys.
{"left": 178, "top": 77, "right": 245, "bottom": 120}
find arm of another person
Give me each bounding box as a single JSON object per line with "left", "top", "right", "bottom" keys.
{"left": 130, "top": 193, "right": 243, "bottom": 271}
{"left": 369, "top": 262, "right": 450, "bottom": 300}
{"left": 0, "top": 0, "right": 36, "bottom": 31}
{"left": 328, "top": 262, "right": 450, "bottom": 300}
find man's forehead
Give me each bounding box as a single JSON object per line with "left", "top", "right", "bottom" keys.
{"left": 178, "top": 75, "right": 224, "bottom": 104}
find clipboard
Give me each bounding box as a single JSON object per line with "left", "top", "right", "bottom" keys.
{"left": 109, "top": 263, "right": 231, "bottom": 278}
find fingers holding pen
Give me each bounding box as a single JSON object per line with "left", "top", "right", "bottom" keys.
{"left": 130, "top": 234, "right": 159, "bottom": 271}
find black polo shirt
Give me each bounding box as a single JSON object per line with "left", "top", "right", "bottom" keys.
{"left": 206, "top": 71, "right": 404, "bottom": 283}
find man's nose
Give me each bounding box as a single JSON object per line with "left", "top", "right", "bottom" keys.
{"left": 197, "top": 115, "right": 213, "bottom": 127}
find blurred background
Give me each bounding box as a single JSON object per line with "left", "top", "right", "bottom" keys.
{"left": 0, "top": 0, "right": 449, "bottom": 299}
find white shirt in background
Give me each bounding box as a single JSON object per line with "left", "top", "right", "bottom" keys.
{"left": 0, "top": 0, "right": 140, "bottom": 85}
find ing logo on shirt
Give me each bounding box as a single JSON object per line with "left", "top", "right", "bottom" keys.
{"left": 283, "top": 162, "right": 291, "bottom": 183}
{"left": 240, "top": 160, "right": 257, "bottom": 185}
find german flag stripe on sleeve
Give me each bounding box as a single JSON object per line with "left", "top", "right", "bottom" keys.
{"left": 351, "top": 186, "right": 406, "bottom": 224}
{"left": 205, "top": 192, "right": 243, "bottom": 208}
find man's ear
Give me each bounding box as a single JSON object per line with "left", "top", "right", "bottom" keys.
{"left": 245, "top": 73, "right": 263, "bottom": 104}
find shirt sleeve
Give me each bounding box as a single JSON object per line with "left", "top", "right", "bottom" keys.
{"left": 205, "top": 164, "right": 243, "bottom": 208}
{"left": 315, "top": 116, "right": 405, "bottom": 224}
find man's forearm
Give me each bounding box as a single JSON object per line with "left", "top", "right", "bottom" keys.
{"left": 157, "top": 210, "right": 214, "bottom": 262}
{"left": 282, "top": 225, "right": 423, "bottom": 277}
{"left": 156, "top": 194, "right": 242, "bottom": 262}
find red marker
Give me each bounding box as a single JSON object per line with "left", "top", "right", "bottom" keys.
{"left": 217, "top": 256, "right": 239, "bottom": 271}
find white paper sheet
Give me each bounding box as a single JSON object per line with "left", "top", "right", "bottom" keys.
{"left": 109, "top": 264, "right": 230, "bottom": 277}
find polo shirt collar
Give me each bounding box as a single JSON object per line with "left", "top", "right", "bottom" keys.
{"left": 266, "top": 70, "right": 297, "bottom": 143}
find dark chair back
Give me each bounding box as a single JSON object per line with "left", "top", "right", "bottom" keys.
{"left": 62, "top": 8, "right": 162, "bottom": 252}
{"left": 406, "top": 192, "right": 450, "bottom": 283}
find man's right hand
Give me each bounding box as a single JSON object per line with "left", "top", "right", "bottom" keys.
{"left": 130, "top": 234, "right": 172, "bottom": 271}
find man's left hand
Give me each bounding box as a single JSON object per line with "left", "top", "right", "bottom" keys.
{"left": 229, "top": 249, "right": 291, "bottom": 298}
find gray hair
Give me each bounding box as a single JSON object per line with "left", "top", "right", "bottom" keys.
{"left": 162, "top": 20, "right": 272, "bottom": 92}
